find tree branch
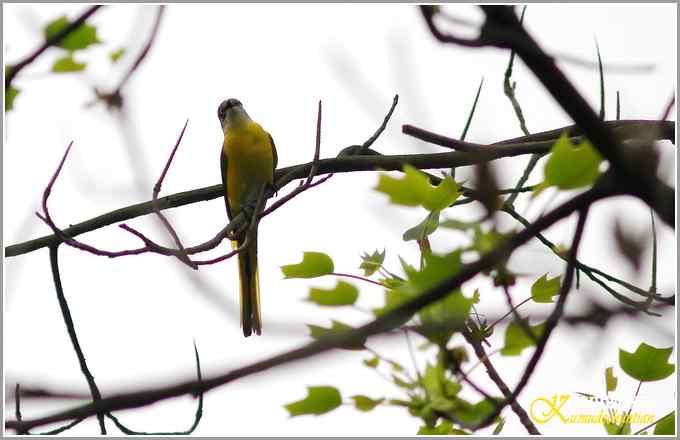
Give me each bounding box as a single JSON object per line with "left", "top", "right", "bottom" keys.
{"left": 6, "top": 182, "right": 611, "bottom": 432}
{"left": 7, "top": 119, "right": 668, "bottom": 259}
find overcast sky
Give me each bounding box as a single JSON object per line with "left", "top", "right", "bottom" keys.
{"left": 4, "top": 3, "right": 676, "bottom": 436}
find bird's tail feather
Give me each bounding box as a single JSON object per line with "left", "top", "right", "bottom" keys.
{"left": 234, "top": 234, "right": 261, "bottom": 337}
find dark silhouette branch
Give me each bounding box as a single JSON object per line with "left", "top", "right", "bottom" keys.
{"left": 6, "top": 182, "right": 612, "bottom": 432}
{"left": 473, "top": 207, "right": 590, "bottom": 429}
{"left": 48, "top": 245, "right": 106, "bottom": 434}
{"left": 6, "top": 119, "right": 669, "bottom": 259}
{"left": 461, "top": 327, "right": 540, "bottom": 435}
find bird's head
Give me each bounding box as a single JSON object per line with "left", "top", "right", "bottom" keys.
{"left": 218, "top": 98, "right": 250, "bottom": 131}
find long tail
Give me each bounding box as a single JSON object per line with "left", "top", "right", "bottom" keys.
{"left": 235, "top": 232, "right": 261, "bottom": 337}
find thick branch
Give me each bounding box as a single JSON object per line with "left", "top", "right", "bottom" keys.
{"left": 7, "top": 119, "right": 668, "bottom": 258}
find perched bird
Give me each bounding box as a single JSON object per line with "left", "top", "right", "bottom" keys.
{"left": 218, "top": 98, "right": 277, "bottom": 336}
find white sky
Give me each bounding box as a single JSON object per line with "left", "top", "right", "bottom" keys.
{"left": 3, "top": 3, "right": 677, "bottom": 436}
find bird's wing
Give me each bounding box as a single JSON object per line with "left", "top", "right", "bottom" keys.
{"left": 220, "top": 147, "right": 233, "bottom": 219}
{"left": 268, "top": 132, "right": 278, "bottom": 172}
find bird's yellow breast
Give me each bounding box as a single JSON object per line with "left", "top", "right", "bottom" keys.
{"left": 223, "top": 121, "right": 274, "bottom": 215}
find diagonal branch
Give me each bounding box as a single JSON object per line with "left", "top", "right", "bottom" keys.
{"left": 6, "top": 182, "right": 612, "bottom": 433}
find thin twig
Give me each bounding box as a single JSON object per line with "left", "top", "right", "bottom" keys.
{"left": 151, "top": 119, "right": 196, "bottom": 268}
{"left": 328, "top": 272, "right": 385, "bottom": 287}
{"left": 48, "top": 245, "right": 106, "bottom": 434}
{"left": 460, "top": 77, "right": 484, "bottom": 141}
{"left": 596, "top": 38, "right": 605, "bottom": 120}
{"left": 462, "top": 327, "right": 540, "bottom": 435}
{"left": 360, "top": 94, "right": 399, "bottom": 152}
{"left": 474, "top": 207, "right": 590, "bottom": 430}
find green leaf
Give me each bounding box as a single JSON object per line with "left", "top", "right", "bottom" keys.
{"left": 392, "top": 374, "right": 417, "bottom": 390}
{"left": 110, "top": 47, "right": 125, "bottom": 63}
{"left": 308, "top": 281, "right": 358, "bottom": 306}
{"left": 501, "top": 320, "right": 545, "bottom": 356}
{"left": 44, "top": 16, "right": 101, "bottom": 51}
{"left": 376, "top": 165, "right": 431, "bottom": 206}
{"left": 417, "top": 420, "right": 469, "bottom": 435}
{"left": 399, "top": 256, "right": 419, "bottom": 279}
{"left": 422, "top": 363, "right": 445, "bottom": 399}
{"left": 539, "top": 132, "right": 603, "bottom": 192}
{"left": 605, "top": 366, "right": 618, "bottom": 393}
{"left": 307, "top": 320, "right": 365, "bottom": 350}
{"left": 440, "top": 218, "right": 478, "bottom": 231}
{"left": 604, "top": 420, "right": 630, "bottom": 435}
{"left": 492, "top": 417, "right": 506, "bottom": 435}
{"left": 414, "top": 252, "right": 473, "bottom": 343}
{"left": 472, "top": 226, "right": 508, "bottom": 255}
{"left": 403, "top": 211, "right": 440, "bottom": 242}
{"left": 5, "top": 86, "right": 19, "bottom": 111}
{"left": 281, "top": 252, "right": 334, "bottom": 278}
{"left": 423, "top": 175, "right": 460, "bottom": 211}
{"left": 531, "top": 274, "right": 561, "bottom": 303}
{"left": 51, "top": 54, "right": 86, "bottom": 72}
{"left": 457, "top": 398, "right": 501, "bottom": 425}
{"left": 389, "top": 360, "right": 404, "bottom": 372}
{"left": 654, "top": 412, "right": 675, "bottom": 435}
{"left": 284, "top": 386, "right": 342, "bottom": 417}
{"left": 351, "top": 395, "right": 384, "bottom": 412}
{"left": 619, "top": 343, "right": 675, "bottom": 382}
{"left": 359, "top": 249, "right": 385, "bottom": 276}
{"left": 363, "top": 356, "right": 379, "bottom": 368}
{"left": 375, "top": 165, "right": 460, "bottom": 209}
{"left": 372, "top": 288, "right": 414, "bottom": 322}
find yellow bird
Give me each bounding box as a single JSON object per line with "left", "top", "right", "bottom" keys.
{"left": 218, "top": 98, "right": 277, "bottom": 337}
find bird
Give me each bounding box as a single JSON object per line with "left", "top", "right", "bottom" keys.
{"left": 218, "top": 98, "right": 277, "bottom": 336}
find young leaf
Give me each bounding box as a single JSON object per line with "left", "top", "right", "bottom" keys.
{"left": 307, "top": 320, "right": 365, "bottom": 350}
{"left": 605, "top": 366, "right": 618, "bottom": 393}
{"left": 457, "top": 398, "right": 501, "bottom": 425}
{"left": 363, "top": 356, "right": 380, "bottom": 368}
{"left": 375, "top": 165, "right": 431, "bottom": 206}
{"left": 472, "top": 226, "right": 508, "bottom": 255}
{"left": 281, "top": 252, "right": 334, "bottom": 278}
{"left": 359, "top": 249, "right": 385, "bottom": 276}
{"left": 422, "top": 175, "right": 460, "bottom": 211}
{"left": 421, "top": 362, "right": 445, "bottom": 399}
{"left": 110, "top": 47, "right": 125, "bottom": 63}
{"left": 308, "top": 281, "right": 358, "bottom": 306}
{"left": 440, "top": 218, "right": 477, "bottom": 231}
{"left": 284, "top": 386, "right": 342, "bottom": 417}
{"left": 653, "top": 412, "right": 675, "bottom": 435}
{"left": 392, "top": 374, "right": 417, "bottom": 390}
{"left": 52, "top": 54, "right": 86, "bottom": 72}
{"left": 417, "top": 420, "right": 469, "bottom": 435}
{"left": 44, "top": 16, "right": 101, "bottom": 51}
{"left": 501, "top": 320, "right": 545, "bottom": 356}
{"left": 372, "top": 289, "right": 415, "bottom": 326}
{"left": 604, "top": 421, "right": 630, "bottom": 435}
{"left": 375, "top": 165, "right": 460, "bottom": 210}
{"left": 5, "top": 86, "right": 19, "bottom": 111}
{"left": 531, "top": 274, "right": 561, "bottom": 303}
{"left": 539, "top": 132, "right": 603, "bottom": 192}
{"left": 619, "top": 343, "right": 675, "bottom": 382}
{"left": 492, "top": 417, "right": 506, "bottom": 435}
{"left": 403, "top": 211, "right": 440, "bottom": 242}
{"left": 351, "top": 395, "right": 385, "bottom": 412}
